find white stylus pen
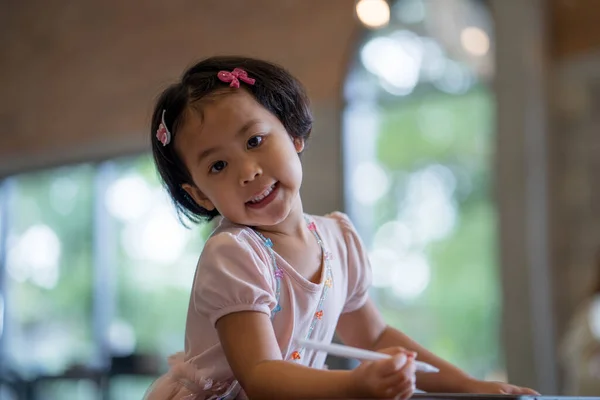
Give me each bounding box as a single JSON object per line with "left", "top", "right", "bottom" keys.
{"left": 297, "top": 339, "right": 440, "bottom": 373}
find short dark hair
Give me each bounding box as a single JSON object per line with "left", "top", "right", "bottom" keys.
{"left": 150, "top": 56, "right": 313, "bottom": 224}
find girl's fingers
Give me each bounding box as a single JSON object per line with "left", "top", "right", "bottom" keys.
{"left": 381, "top": 371, "right": 411, "bottom": 389}
{"left": 395, "top": 384, "right": 416, "bottom": 400}
{"left": 379, "top": 347, "right": 418, "bottom": 358}
{"left": 399, "top": 357, "right": 417, "bottom": 376}
{"left": 377, "top": 353, "right": 408, "bottom": 376}
{"left": 510, "top": 386, "right": 540, "bottom": 395}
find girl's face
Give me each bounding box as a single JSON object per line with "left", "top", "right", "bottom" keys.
{"left": 176, "top": 90, "right": 305, "bottom": 228}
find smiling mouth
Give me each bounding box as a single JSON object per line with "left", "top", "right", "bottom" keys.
{"left": 247, "top": 183, "right": 277, "bottom": 204}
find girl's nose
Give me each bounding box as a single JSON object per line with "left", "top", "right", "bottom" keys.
{"left": 239, "top": 160, "right": 262, "bottom": 186}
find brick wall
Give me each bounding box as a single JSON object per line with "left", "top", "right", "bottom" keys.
{"left": 0, "top": 0, "right": 360, "bottom": 178}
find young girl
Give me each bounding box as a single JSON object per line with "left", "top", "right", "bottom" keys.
{"left": 145, "top": 56, "right": 539, "bottom": 399}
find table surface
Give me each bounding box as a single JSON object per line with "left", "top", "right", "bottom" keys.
{"left": 327, "top": 395, "right": 600, "bottom": 400}
{"left": 411, "top": 394, "right": 600, "bottom": 400}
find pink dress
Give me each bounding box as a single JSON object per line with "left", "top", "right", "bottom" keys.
{"left": 144, "top": 212, "right": 372, "bottom": 399}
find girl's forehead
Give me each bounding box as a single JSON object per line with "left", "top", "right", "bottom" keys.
{"left": 194, "top": 90, "right": 271, "bottom": 129}
{"left": 177, "top": 91, "right": 274, "bottom": 145}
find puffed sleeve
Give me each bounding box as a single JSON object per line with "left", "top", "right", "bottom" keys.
{"left": 192, "top": 231, "right": 278, "bottom": 326}
{"left": 329, "top": 212, "right": 373, "bottom": 314}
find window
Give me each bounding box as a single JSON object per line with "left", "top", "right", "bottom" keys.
{"left": 105, "top": 156, "right": 209, "bottom": 361}
{"left": 344, "top": 0, "right": 502, "bottom": 379}
{"left": 1, "top": 154, "right": 210, "bottom": 399}
{"left": 5, "top": 166, "right": 95, "bottom": 377}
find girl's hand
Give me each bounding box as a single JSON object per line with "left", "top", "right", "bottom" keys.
{"left": 459, "top": 378, "right": 540, "bottom": 395}
{"left": 350, "top": 347, "right": 417, "bottom": 399}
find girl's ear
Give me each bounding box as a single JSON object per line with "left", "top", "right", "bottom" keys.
{"left": 181, "top": 183, "right": 215, "bottom": 211}
{"left": 293, "top": 137, "right": 305, "bottom": 153}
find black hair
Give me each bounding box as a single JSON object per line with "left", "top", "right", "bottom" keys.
{"left": 150, "top": 56, "right": 313, "bottom": 224}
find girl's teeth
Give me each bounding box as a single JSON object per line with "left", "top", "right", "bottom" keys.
{"left": 250, "top": 185, "right": 274, "bottom": 203}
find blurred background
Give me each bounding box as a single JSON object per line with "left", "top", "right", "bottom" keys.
{"left": 1, "top": 0, "right": 600, "bottom": 398}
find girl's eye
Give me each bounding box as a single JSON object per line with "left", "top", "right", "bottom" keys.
{"left": 210, "top": 161, "right": 227, "bottom": 174}
{"left": 247, "top": 136, "right": 264, "bottom": 149}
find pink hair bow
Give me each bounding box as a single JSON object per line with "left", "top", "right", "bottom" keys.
{"left": 217, "top": 68, "right": 256, "bottom": 88}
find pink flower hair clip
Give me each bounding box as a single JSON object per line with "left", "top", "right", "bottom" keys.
{"left": 217, "top": 68, "right": 256, "bottom": 88}
{"left": 156, "top": 109, "right": 171, "bottom": 147}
